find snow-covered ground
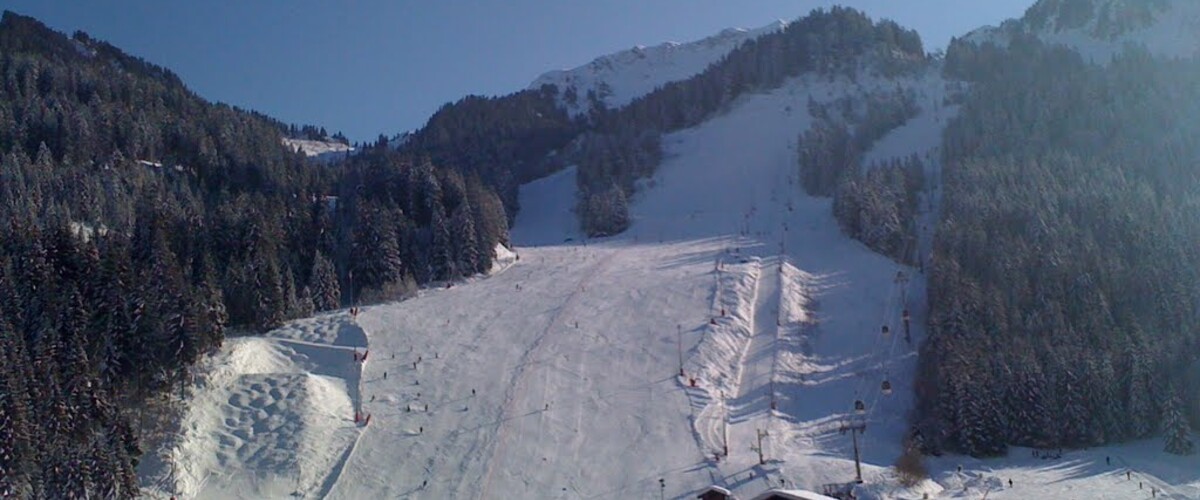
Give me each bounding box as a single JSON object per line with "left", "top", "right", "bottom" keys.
{"left": 147, "top": 65, "right": 1199, "bottom": 500}
{"left": 282, "top": 138, "right": 354, "bottom": 164}
{"left": 531, "top": 21, "right": 785, "bottom": 116}
{"left": 148, "top": 316, "right": 369, "bottom": 499}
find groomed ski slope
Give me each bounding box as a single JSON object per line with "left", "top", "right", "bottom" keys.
{"left": 326, "top": 71, "right": 934, "bottom": 499}
{"left": 149, "top": 67, "right": 1200, "bottom": 499}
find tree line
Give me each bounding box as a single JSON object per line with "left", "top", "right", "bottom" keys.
{"left": 388, "top": 8, "right": 927, "bottom": 238}
{"left": 916, "top": 33, "right": 1199, "bottom": 457}
{"left": 0, "top": 11, "right": 509, "bottom": 496}
{"left": 568, "top": 7, "right": 927, "bottom": 236}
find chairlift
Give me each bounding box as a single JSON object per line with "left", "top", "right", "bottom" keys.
{"left": 881, "top": 380, "right": 893, "bottom": 395}
{"left": 902, "top": 309, "right": 910, "bottom": 321}
{"left": 854, "top": 400, "right": 866, "bottom": 414}
{"left": 881, "top": 325, "right": 890, "bottom": 337}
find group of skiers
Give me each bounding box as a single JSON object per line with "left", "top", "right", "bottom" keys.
{"left": 355, "top": 343, "right": 493, "bottom": 430}
{"left": 1031, "top": 448, "right": 1063, "bottom": 460}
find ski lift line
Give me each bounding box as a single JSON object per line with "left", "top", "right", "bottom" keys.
{"left": 867, "top": 269, "right": 910, "bottom": 423}
{"left": 851, "top": 265, "right": 910, "bottom": 465}
{"left": 852, "top": 277, "right": 894, "bottom": 399}
{"left": 866, "top": 303, "right": 905, "bottom": 424}
{"left": 853, "top": 274, "right": 902, "bottom": 401}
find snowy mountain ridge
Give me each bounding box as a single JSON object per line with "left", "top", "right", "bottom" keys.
{"left": 282, "top": 137, "right": 354, "bottom": 164}
{"left": 962, "top": 0, "right": 1200, "bottom": 62}
{"left": 530, "top": 20, "right": 787, "bottom": 116}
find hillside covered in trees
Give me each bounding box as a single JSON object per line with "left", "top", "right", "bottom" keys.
{"left": 399, "top": 7, "right": 928, "bottom": 237}
{"left": 916, "top": 32, "right": 1200, "bottom": 457}
{"left": 0, "top": 12, "right": 508, "bottom": 497}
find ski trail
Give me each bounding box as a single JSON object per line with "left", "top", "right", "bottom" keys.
{"left": 477, "top": 250, "right": 618, "bottom": 499}
{"left": 732, "top": 258, "right": 780, "bottom": 417}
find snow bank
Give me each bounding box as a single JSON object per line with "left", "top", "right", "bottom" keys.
{"left": 489, "top": 243, "right": 517, "bottom": 275}
{"left": 688, "top": 255, "right": 762, "bottom": 399}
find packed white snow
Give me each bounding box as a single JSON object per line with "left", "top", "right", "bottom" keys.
{"left": 147, "top": 54, "right": 1199, "bottom": 500}
{"left": 282, "top": 138, "right": 354, "bottom": 164}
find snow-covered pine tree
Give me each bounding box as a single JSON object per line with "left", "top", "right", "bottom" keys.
{"left": 958, "top": 379, "right": 1008, "bottom": 457}
{"left": 1163, "top": 385, "right": 1195, "bottom": 455}
{"left": 1006, "top": 358, "right": 1054, "bottom": 446}
{"left": 251, "top": 253, "right": 285, "bottom": 333}
{"left": 1126, "top": 340, "right": 1155, "bottom": 439}
{"left": 429, "top": 203, "right": 453, "bottom": 280}
{"left": 197, "top": 268, "right": 227, "bottom": 351}
{"left": 296, "top": 286, "right": 315, "bottom": 318}
{"left": 351, "top": 203, "right": 403, "bottom": 295}
{"left": 0, "top": 321, "right": 34, "bottom": 498}
{"left": 451, "top": 202, "right": 479, "bottom": 278}
{"left": 309, "top": 250, "right": 341, "bottom": 312}
{"left": 1058, "top": 365, "right": 1092, "bottom": 447}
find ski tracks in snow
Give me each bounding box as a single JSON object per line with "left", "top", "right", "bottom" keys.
{"left": 477, "top": 249, "right": 619, "bottom": 499}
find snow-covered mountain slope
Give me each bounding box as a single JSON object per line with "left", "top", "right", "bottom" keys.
{"left": 150, "top": 68, "right": 946, "bottom": 499}
{"left": 145, "top": 38, "right": 1200, "bottom": 500}
{"left": 282, "top": 137, "right": 354, "bottom": 164}
{"left": 530, "top": 21, "right": 785, "bottom": 116}
{"left": 962, "top": 0, "right": 1200, "bottom": 62}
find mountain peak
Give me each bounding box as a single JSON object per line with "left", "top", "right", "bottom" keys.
{"left": 530, "top": 20, "right": 787, "bottom": 116}
{"left": 1023, "top": 0, "right": 1170, "bottom": 40}
{"left": 962, "top": 0, "right": 1199, "bottom": 62}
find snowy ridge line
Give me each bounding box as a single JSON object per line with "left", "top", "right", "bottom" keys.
{"left": 531, "top": 20, "right": 786, "bottom": 116}
{"left": 477, "top": 250, "right": 619, "bottom": 499}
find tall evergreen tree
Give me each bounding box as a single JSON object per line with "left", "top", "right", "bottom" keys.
{"left": 309, "top": 250, "right": 341, "bottom": 312}
{"left": 1163, "top": 386, "right": 1195, "bottom": 456}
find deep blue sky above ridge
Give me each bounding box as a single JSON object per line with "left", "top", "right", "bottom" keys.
{"left": 5, "top": 1, "right": 1030, "bottom": 141}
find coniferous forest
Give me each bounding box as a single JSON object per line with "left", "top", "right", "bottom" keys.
{"left": 917, "top": 34, "right": 1200, "bottom": 457}
{"left": 0, "top": 12, "right": 507, "bottom": 496}
{"left": 403, "top": 8, "right": 928, "bottom": 238}
{"left": 4, "top": 1, "right": 1200, "bottom": 497}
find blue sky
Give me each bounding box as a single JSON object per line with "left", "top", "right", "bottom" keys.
{"left": 5, "top": 1, "right": 1032, "bottom": 141}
